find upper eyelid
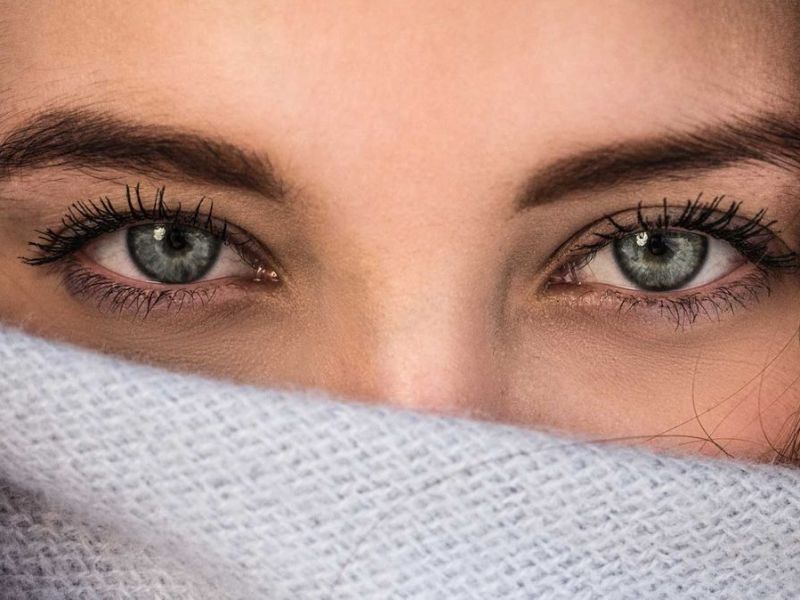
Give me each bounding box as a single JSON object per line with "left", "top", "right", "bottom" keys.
{"left": 20, "top": 185, "right": 279, "bottom": 273}
{"left": 546, "top": 196, "right": 799, "bottom": 276}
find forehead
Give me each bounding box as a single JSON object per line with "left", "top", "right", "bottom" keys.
{"left": 1, "top": 2, "right": 799, "bottom": 182}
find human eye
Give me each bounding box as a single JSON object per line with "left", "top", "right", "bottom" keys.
{"left": 546, "top": 195, "right": 800, "bottom": 325}
{"left": 21, "top": 184, "right": 281, "bottom": 317}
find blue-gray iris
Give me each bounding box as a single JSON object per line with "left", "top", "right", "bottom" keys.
{"left": 613, "top": 231, "right": 708, "bottom": 291}
{"left": 126, "top": 224, "right": 221, "bottom": 284}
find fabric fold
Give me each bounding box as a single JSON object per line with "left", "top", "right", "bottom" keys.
{"left": 1, "top": 325, "right": 799, "bottom": 599}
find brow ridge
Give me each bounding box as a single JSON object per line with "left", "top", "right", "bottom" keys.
{"left": 0, "top": 108, "right": 287, "bottom": 199}
{"left": 517, "top": 112, "right": 800, "bottom": 208}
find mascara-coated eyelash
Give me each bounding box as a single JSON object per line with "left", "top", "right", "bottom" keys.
{"left": 57, "top": 260, "right": 228, "bottom": 317}
{"left": 549, "top": 194, "right": 800, "bottom": 327}
{"left": 569, "top": 194, "right": 798, "bottom": 272}
{"left": 22, "top": 184, "right": 262, "bottom": 268}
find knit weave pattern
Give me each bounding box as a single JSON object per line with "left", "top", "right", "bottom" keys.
{"left": 1, "top": 325, "right": 799, "bottom": 599}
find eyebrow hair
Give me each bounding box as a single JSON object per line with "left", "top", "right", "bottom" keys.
{"left": 0, "top": 108, "right": 287, "bottom": 199}
{"left": 517, "top": 112, "right": 800, "bottom": 209}
{"left": 3, "top": 107, "right": 799, "bottom": 211}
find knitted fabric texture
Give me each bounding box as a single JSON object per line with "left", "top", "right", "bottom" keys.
{"left": 1, "top": 324, "right": 799, "bottom": 599}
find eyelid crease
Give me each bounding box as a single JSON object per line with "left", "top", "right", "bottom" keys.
{"left": 548, "top": 269, "right": 775, "bottom": 329}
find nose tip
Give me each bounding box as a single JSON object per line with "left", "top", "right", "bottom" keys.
{"left": 341, "top": 330, "right": 503, "bottom": 419}
{"left": 376, "top": 367, "right": 499, "bottom": 419}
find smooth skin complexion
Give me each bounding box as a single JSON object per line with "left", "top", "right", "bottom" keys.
{"left": 2, "top": 1, "right": 800, "bottom": 461}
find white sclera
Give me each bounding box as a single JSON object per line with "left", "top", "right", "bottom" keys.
{"left": 84, "top": 227, "right": 254, "bottom": 284}
{"left": 575, "top": 235, "right": 743, "bottom": 291}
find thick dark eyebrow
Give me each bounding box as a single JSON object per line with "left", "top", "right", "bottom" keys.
{"left": 517, "top": 112, "right": 800, "bottom": 209}
{"left": 0, "top": 108, "right": 287, "bottom": 199}
{"left": 5, "top": 108, "right": 799, "bottom": 210}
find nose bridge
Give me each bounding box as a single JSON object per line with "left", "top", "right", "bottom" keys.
{"left": 327, "top": 243, "right": 506, "bottom": 416}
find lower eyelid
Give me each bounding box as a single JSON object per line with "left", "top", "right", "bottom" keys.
{"left": 544, "top": 265, "right": 774, "bottom": 327}
{"left": 73, "top": 249, "right": 255, "bottom": 291}
{"left": 55, "top": 257, "right": 264, "bottom": 319}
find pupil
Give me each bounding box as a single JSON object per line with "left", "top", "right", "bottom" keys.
{"left": 647, "top": 234, "right": 669, "bottom": 257}
{"left": 166, "top": 228, "right": 188, "bottom": 251}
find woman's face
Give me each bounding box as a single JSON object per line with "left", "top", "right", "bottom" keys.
{"left": 2, "top": 1, "right": 800, "bottom": 460}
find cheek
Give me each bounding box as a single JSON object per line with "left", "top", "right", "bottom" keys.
{"left": 502, "top": 298, "right": 800, "bottom": 460}
{"left": 687, "top": 336, "right": 800, "bottom": 461}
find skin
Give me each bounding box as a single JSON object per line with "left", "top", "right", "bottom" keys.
{"left": 1, "top": 0, "right": 800, "bottom": 460}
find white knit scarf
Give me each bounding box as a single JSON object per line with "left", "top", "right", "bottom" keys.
{"left": 1, "top": 324, "right": 799, "bottom": 599}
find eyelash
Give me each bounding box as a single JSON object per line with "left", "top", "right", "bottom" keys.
{"left": 22, "top": 188, "right": 800, "bottom": 325}
{"left": 551, "top": 194, "right": 800, "bottom": 326}
{"left": 22, "top": 185, "right": 269, "bottom": 317}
